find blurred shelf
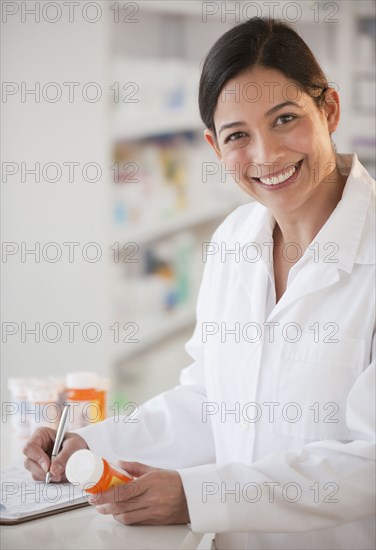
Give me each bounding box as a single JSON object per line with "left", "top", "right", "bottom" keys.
{"left": 138, "top": 0, "right": 233, "bottom": 18}
{"left": 114, "top": 195, "right": 243, "bottom": 245}
{"left": 113, "top": 110, "right": 203, "bottom": 141}
{"left": 347, "top": 112, "right": 376, "bottom": 132}
{"left": 113, "top": 303, "right": 196, "bottom": 362}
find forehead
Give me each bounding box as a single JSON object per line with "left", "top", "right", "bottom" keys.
{"left": 214, "top": 66, "right": 307, "bottom": 121}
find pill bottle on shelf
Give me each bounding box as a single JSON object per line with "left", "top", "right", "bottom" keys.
{"left": 27, "top": 383, "right": 60, "bottom": 433}
{"left": 48, "top": 376, "right": 66, "bottom": 413}
{"left": 66, "top": 449, "right": 133, "bottom": 494}
{"left": 7, "top": 378, "right": 32, "bottom": 438}
{"left": 96, "top": 376, "right": 110, "bottom": 421}
{"left": 65, "top": 372, "right": 99, "bottom": 430}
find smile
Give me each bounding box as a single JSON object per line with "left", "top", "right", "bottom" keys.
{"left": 253, "top": 160, "right": 303, "bottom": 189}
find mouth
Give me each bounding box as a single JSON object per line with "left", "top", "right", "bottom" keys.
{"left": 252, "top": 160, "right": 303, "bottom": 190}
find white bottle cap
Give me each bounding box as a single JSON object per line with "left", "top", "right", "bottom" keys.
{"left": 66, "top": 372, "right": 98, "bottom": 390}
{"left": 8, "top": 377, "right": 31, "bottom": 395}
{"left": 66, "top": 449, "right": 104, "bottom": 490}
{"left": 48, "top": 376, "right": 66, "bottom": 392}
{"left": 97, "top": 376, "right": 110, "bottom": 391}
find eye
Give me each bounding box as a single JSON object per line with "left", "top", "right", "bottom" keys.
{"left": 223, "top": 131, "right": 247, "bottom": 144}
{"left": 274, "top": 114, "right": 297, "bottom": 126}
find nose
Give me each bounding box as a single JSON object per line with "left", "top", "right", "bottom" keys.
{"left": 247, "top": 132, "right": 285, "bottom": 178}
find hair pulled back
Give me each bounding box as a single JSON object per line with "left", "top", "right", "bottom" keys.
{"left": 199, "top": 17, "right": 329, "bottom": 137}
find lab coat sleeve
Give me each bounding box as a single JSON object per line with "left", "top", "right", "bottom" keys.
{"left": 178, "top": 337, "right": 376, "bottom": 533}
{"left": 73, "top": 245, "right": 216, "bottom": 469}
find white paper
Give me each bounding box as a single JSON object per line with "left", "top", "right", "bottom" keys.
{"left": 0, "top": 461, "right": 87, "bottom": 520}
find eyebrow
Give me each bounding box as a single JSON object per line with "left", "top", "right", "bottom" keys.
{"left": 218, "top": 101, "right": 302, "bottom": 136}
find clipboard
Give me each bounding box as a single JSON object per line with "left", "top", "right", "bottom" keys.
{"left": 0, "top": 499, "right": 90, "bottom": 525}
{"left": 1, "top": 463, "right": 91, "bottom": 525}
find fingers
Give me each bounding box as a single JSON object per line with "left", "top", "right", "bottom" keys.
{"left": 49, "top": 454, "right": 66, "bottom": 478}
{"left": 118, "top": 460, "right": 156, "bottom": 478}
{"left": 22, "top": 442, "right": 51, "bottom": 474}
{"left": 96, "top": 501, "right": 147, "bottom": 516}
{"left": 23, "top": 457, "right": 62, "bottom": 482}
{"left": 88, "top": 484, "right": 144, "bottom": 526}
{"left": 23, "top": 428, "right": 88, "bottom": 482}
{"left": 113, "top": 509, "right": 152, "bottom": 526}
{"left": 23, "top": 428, "right": 55, "bottom": 475}
{"left": 50, "top": 433, "right": 88, "bottom": 478}
{"left": 88, "top": 479, "right": 142, "bottom": 506}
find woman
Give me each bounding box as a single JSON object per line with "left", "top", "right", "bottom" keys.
{"left": 24, "top": 18, "right": 375, "bottom": 550}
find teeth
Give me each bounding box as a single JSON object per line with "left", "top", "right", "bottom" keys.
{"left": 259, "top": 163, "right": 297, "bottom": 186}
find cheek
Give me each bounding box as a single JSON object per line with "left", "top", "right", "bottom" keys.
{"left": 224, "top": 147, "right": 245, "bottom": 165}
{"left": 294, "top": 117, "right": 331, "bottom": 154}
{"left": 223, "top": 148, "right": 251, "bottom": 181}
{"left": 283, "top": 121, "right": 314, "bottom": 152}
{"left": 294, "top": 119, "right": 334, "bottom": 175}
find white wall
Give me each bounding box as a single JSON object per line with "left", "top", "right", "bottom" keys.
{"left": 1, "top": 4, "right": 110, "bottom": 402}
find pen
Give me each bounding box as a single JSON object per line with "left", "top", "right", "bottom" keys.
{"left": 45, "top": 404, "right": 70, "bottom": 484}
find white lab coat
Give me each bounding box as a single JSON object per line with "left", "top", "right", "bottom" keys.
{"left": 77, "top": 153, "right": 375, "bottom": 550}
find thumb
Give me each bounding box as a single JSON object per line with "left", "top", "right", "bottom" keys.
{"left": 118, "top": 460, "right": 157, "bottom": 478}
{"left": 51, "top": 435, "right": 87, "bottom": 477}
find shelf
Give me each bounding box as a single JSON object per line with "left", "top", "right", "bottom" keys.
{"left": 113, "top": 110, "right": 203, "bottom": 141}
{"left": 113, "top": 303, "right": 196, "bottom": 362}
{"left": 137, "top": 0, "right": 234, "bottom": 18}
{"left": 114, "top": 195, "right": 243, "bottom": 245}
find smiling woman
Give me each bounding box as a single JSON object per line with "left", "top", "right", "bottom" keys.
{"left": 22, "top": 16, "right": 376, "bottom": 550}
{"left": 199, "top": 18, "right": 351, "bottom": 303}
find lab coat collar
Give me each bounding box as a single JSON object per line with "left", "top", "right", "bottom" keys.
{"left": 306, "top": 153, "right": 375, "bottom": 272}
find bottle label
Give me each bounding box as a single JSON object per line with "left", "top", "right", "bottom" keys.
{"left": 108, "top": 474, "right": 129, "bottom": 489}
{"left": 66, "top": 399, "right": 101, "bottom": 430}
{"left": 108, "top": 465, "right": 133, "bottom": 489}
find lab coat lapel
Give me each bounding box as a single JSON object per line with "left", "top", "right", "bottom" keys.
{"left": 233, "top": 205, "right": 274, "bottom": 323}
{"left": 233, "top": 209, "right": 341, "bottom": 323}
{"left": 267, "top": 261, "right": 340, "bottom": 321}
{"left": 237, "top": 257, "right": 271, "bottom": 323}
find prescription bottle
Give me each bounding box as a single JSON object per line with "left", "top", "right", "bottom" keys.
{"left": 48, "top": 376, "right": 66, "bottom": 413}
{"left": 7, "top": 378, "right": 32, "bottom": 438}
{"left": 96, "top": 376, "right": 110, "bottom": 421}
{"left": 65, "top": 372, "right": 100, "bottom": 430}
{"left": 27, "top": 383, "right": 60, "bottom": 432}
{"left": 66, "top": 449, "right": 133, "bottom": 494}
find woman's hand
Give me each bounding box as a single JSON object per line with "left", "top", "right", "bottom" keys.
{"left": 88, "top": 461, "right": 190, "bottom": 525}
{"left": 23, "top": 428, "right": 89, "bottom": 482}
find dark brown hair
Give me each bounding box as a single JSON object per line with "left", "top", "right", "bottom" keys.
{"left": 199, "top": 17, "right": 329, "bottom": 138}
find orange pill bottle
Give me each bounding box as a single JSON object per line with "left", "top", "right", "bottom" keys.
{"left": 66, "top": 449, "right": 133, "bottom": 494}
{"left": 65, "top": 372, "right": 99, "bottom": 430}
{"left": 96, "top": 376, "right": 110, "bottom": 421}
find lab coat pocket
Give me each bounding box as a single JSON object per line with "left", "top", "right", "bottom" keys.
{"left": 272, "top": 334, "right": 366, "bottom": 441}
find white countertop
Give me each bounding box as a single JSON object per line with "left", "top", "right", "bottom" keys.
{"left": 0, "top": 506, "right": 199, "bottom": 550}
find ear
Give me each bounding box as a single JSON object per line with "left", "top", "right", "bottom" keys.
{"left": 322, "top": 87, "right": 340, "bottom": 134}
{"left": 204, "top": 129, "right": 222, "bottom": 161}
